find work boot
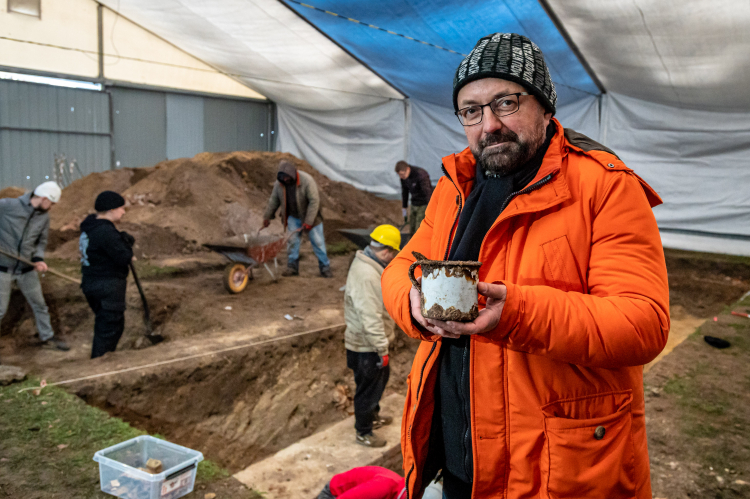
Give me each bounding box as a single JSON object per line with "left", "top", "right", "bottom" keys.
{"left": 42, "top": 337, "right": 70, "bottom": 351}
{"left": 282, "top": 260, "right": 299, "bottom": 277}
{"left": 320, "top": 265, "right": 333, "bottom": 278}
{"left": 372, "top": 413, "right": 394, "bottom": 429}
{"left": 356, "top": 431, "right": 387, "bottom": 448}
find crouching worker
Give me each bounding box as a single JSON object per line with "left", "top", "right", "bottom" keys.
{"left": 344, "top": 225, "right": 400, "bottom": 447}
{"left": 79, "top": 191, "right": 134, "bottom": 358}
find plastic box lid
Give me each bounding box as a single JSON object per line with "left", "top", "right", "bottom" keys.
{"left": 93, "top": 435, "right": 203, "bottom": 482}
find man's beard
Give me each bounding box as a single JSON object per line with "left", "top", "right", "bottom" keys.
{"left": 471, "top": 125, "right": 546, "bottom": 177}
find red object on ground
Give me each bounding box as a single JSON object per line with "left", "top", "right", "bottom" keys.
{"left": 731, "top": 311, "right": 750, "bottom": 318}
{"left": 330, "top": 466, "right": 405, "bottom": 499}
{"left": 714, "top": 316, "right": 719, "bottom": 321}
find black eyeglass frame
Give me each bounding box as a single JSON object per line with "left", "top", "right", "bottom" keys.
{"left": 454, "top": 92, "right": 530, "bottom": 126}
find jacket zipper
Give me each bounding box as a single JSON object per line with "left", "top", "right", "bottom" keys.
{"left": 441, "top": 165, "right": 462, "bottom": 260}
{"left": 498, "top": 172, "right": 557, "bottom": 214}
{"left": 13, "top": 205, "right": 36, "bottom": 274}
{"left": 405, "top": 464, "right": 415, "bottom": 499}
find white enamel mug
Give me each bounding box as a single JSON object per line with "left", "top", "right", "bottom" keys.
{"left": 408, "top": 251, "right": 482, "bottom": 322}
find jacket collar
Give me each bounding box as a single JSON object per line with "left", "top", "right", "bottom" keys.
{"left": 442, "top": 118, "right": 571, "bottom": 215}
{"left": 355, "top": 249, "right": 385, "bottom": 275}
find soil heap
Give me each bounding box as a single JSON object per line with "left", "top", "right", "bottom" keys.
{"left": 48, "top": 152, "right": 401, "bottom": 259}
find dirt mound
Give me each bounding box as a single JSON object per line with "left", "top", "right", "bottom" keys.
{"left": 0, "top": 187, "right": 25, "bottom": 199}
{"left": 48, "top": 152, "right": 400, "bottom": 260}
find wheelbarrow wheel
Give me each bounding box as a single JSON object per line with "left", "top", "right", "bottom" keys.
{"left": 223, "top": 263, "right": 249, "bottom": 293}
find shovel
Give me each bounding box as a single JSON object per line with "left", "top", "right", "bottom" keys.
{"left": 129, "top": 262, "right": 164, "bottom": 345}
{"left": 0, "top": 247, "right": 81, "bottom": 284}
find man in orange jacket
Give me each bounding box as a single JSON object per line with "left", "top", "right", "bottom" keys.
{"left": 381, "top": 33, "right": 670, "bottom": 499}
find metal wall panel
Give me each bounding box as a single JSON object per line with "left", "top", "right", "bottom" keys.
{"left": 0, "top": 80, "right": 109, "bottom": 133}
{"left": 0, "top": 130, "right": 110, "bottom": 189}
{"left": 111, "top": 87, "right": 166, "bottom": 168}
{"left": 0, "top": 80, "right": 111, "bottom": 189}
{"left": 166, "top": 93, "right": 204, "bottom": 160}
{"left": 203, "top": 98, "right": 270, "bottom": 153}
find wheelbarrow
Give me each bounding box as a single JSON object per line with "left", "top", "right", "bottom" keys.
{"left": 204, "top": 229, "right": 300, "bottom": 293}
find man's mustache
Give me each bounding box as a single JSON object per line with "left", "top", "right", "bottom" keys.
{"left": 479, "top": 129, "right": 519, "bottom": 151}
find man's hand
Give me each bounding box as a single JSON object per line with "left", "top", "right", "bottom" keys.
{"left": 34, "top": 261, "right": 48, "bottom": 273}
{"left": 423, "top": 282, "right": 508, "bottom": 337}
{"left": 262, "top": 219, "right": 271, "bottom": 228}
{"left": 402, "top": 207, "right": 408, "bottom": 220}
{"left": 302, "top": 223, "right": 313, "bottom": 232}
{"left": 377, "top": 355, "right": 389, "bottom": 368}
{"left": 409, "top": 278, "right": 460, "bottom": 339}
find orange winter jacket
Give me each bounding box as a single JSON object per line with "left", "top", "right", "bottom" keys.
{"left": 382, "top": 118, "right": 670, "bottom": 499}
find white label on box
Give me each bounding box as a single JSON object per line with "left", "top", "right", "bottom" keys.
{"left": 161, "top": 471, "right": 191, "bottom": 497}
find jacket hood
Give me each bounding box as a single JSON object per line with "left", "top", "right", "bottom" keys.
{"left": 278, "top": 160, "right": 297, "bottom": 178}
{"left": 80, "top": 214, "right": 113, "bottom": 232}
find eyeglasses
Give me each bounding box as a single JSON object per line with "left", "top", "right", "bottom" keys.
{"left": 455, "top": 92, "right": 530, "bottom": 126}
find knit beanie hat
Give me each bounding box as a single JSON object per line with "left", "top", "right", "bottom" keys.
{"left": 95, "top": 191, "right": 125, "bottom": 212}
{"left": 453, "top": 33, "right": 557, "bottom": 115}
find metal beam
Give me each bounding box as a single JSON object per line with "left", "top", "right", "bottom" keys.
{"left": 537, "top": 0, "right": 606, "bottom": 94}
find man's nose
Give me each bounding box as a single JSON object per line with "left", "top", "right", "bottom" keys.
{"left": 481, "top": 107, "right": 504, "bottom": 134}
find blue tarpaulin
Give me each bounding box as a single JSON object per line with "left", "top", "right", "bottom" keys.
{"left": 283, "top": 0, "right": 600, "bottom": 108}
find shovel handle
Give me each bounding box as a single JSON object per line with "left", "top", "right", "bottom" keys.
{"left": 0, "top": 247, "right": 80, "bottom": 284}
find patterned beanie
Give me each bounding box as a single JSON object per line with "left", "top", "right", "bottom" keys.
{"left": 453, "top": 33, "right": 557, "bottom": 115}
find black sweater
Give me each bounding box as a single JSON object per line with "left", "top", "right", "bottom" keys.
{"left": 400, "top": 166, "right": 433, "bottom": 208}
{"left": 79, "top": 215, "right": 133, "bottom": 280}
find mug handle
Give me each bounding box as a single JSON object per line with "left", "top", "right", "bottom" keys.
{"left": 408, "top": 260, "right": 421, "bottom": 292}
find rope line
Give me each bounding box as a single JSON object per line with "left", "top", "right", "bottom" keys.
{"left": 284, "top": 0, "right": 467, "bottom": 56}
{"left": 19, "top": 323, "right": 346, "bottom": 393}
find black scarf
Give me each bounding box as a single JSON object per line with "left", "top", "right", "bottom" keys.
{"left": 448, "top": 123, "right": 556, "bottom": 262}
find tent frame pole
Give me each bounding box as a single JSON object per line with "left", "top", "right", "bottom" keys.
{"left": 536, "top": 0, "right": 607, "bottom": 94}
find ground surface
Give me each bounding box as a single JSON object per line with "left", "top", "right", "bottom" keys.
{"left": 1, "top": 248, "right": 750, "bottom": 498}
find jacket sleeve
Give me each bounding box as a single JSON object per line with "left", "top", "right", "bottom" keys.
{"left": 353, "top": 269, "right": 390, "bottom": 356}
{"left": 30, "top": 217, "right": 48, "bottom": 262}
{"left": 303, "top": 178, "right": 321, "bottom": 227}
{"left": 401, "top": 179, "right": 409, "bottom": 208}
{"left": 420, "top": 170, "right": 433, "bottom": 201}
{"left": 102, "top": 227, "right": 133, "bottom": 268}
{"left": 493, "top": 172, "right": 671, "bottom": 368}
{"left": 382, "top": 179, "right": 448, "bottom": 342}
{"left": 263, "top": 184, "right": 281, "bottom": 220}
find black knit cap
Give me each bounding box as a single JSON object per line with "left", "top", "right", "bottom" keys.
{"left": 95, "top": 191, "right": 125, "bottom": 212}
{"left": 453, "top": 33, "right": 557, "bottom": 115}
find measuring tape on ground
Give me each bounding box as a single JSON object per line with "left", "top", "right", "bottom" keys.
{"left": 19, "top": 323, "right": 346, "bottom": 393}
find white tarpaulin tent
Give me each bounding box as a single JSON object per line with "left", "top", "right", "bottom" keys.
{"left": 97, "top": 0, "right": 750, "bottom": 254}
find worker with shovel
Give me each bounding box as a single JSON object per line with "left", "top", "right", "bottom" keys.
{"left": 0, "top": 181, "right": 69, "bottom": 352}
{"left": 343, "top": 225, "right": 400, "bottom": 447}
{"left": 79, "top": 191, "right": 134, "bottom": 358}
{"left": 262, "top": 160, "right": 332, "bottom": 278}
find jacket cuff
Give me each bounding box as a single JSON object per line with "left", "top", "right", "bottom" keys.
{"left": 488, "top": 280, "right": 522, "bottom": 340}
{"left": 31, "top": 257, "right": 44, "bottom": 263}
{"left": 377, "top": 347, "right": 389, "bottom": 357}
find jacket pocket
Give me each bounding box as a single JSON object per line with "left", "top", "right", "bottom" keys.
{"left": 541, "top": 390, "right": 635, "bottom": 499}
{"left": 541, "top": 235, "right": 585, "bottom": 293}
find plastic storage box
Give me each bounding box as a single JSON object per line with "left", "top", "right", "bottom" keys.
{"left": 93, "top": 435, "right": 203, "bottom": 499}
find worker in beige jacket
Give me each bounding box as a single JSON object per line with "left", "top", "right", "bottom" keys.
{"left": 344, "top": 224, "right": 401, "bottom": 448}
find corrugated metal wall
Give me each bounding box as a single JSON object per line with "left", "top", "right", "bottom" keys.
{"left": 111, "top": 87, "right": 167, "bottom": 169}
{"left": 0, "top": 80, "right": 111, "bottom": 189}
{"left": 1, "top": 79, "right": 273, "bottom": 187}
{"left": 166, "top": 93, "right": 204, "bottom": 160}
{"left": 204, "top": 97, "right": 271, "bottom": 153}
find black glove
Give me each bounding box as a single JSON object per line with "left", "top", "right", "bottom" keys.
{"left": 120, "top": 231, "right": 135, "bottom": 247}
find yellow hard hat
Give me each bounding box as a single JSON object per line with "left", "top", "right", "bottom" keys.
{"left": 370, "top": 224, "right": 401, "bottom": 251}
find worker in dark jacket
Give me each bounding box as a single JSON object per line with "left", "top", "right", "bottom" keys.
{"left": 79, "top": 191, "right": 133, "bottom": 358}
{"left": 262, "top": 160, "right": 332, "bottom": 278}
{"left": 395, "top": 161, "right": 433, "bottom": 234}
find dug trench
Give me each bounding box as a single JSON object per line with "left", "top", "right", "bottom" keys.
{"left": 76, "top": 326, "right": 419, "bottom": 474}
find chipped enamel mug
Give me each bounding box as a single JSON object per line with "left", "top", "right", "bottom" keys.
{"left": 408, "top": 251, "right": 482, "bottom": 322}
